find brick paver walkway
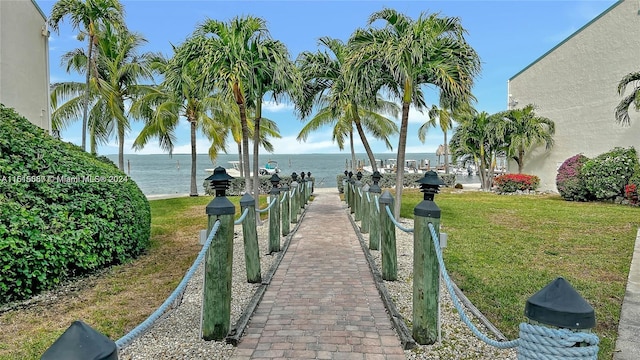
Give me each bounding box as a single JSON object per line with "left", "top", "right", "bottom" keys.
{"left": 231, "top": 190, "right": 405, "bottom": 360}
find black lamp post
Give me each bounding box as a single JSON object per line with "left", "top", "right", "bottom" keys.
{"left": 370, "top": 171, "right": 382, "bottom": 194}
{"left": 269, "top": 173, "right": 281, "bottom": 192}
{"left": 291, "top": 172, "right": 298, "bottom": 182}
{"left": 416, "top": 170, "right": 445, "bottom": 202}
{"left": 356, "top": 171, "right": 363, "bottom": 181}
{"left": 205, "top": 166, "right": 234, "bottom": 197}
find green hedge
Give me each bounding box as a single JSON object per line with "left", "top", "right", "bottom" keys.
{"left": 582, "top": 147, "right": 639, "bottom": 201}
{"left": 336, "top": 172, "right": 455, "bottom": 193}
{"left": 0, "top": 104, "right": 151, "bottom": 303}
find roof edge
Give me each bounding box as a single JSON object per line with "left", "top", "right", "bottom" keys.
{"left": 31, "top": 0, "right": 47, "bottom": 22}
{"left": 509, "top": 0, "right": 624, "bottom": 81}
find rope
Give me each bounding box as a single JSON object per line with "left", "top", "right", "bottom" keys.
{"left": 234, "top": 208, "right": 249, "bottom": 225}
{"left": 115, "top": 220, "right": 222, "bottom": 350}
{"left": 385, "top": 205, "right": 413, "bottom": 233}
{"left": 375, "top": 197, "right": 379, "bottom": 213}
{"left": 280, "top": 191, "right": 287, "bottom": 203}
{"left": 517, "top": 323, "right": 599, "bottom": 359}
{"left": 366, "top": 192, "right": 370, "bottom": 202}
{"left": 256, "top": 196, "right": 277, "bottom": 213}
{"left": 290, "top": 186, "right": 297, "bottom": 197}
{"left": 426, "top": 222, "right": 599, "bottom": 358}
{"left": 426, "top": 222, "right": 518, "bottom": 349}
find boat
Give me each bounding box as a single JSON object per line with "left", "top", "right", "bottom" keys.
{"left": 205, "top": 160, "right": 280, "bottom": 177}
{"left": 361, "top": 158, "right": 419, "bottom": 174}
{"left": 259, "top": 160, "right": 280, "bottom": 176}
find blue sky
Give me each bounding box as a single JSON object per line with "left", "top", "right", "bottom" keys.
{"left": 35, "top": 0, "right": 618, "bottom": 155}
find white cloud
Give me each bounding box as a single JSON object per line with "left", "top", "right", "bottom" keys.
{"left": 263, "top": 100, "right": 294, "bottom": 112}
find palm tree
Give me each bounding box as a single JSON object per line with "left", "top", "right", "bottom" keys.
{"left": 615, "top": 71, "right": 640, "bottom": 126}
{"left": 131, "top": 51, "right": 232, "bottom": 196}
{"left": 296, "top": 37, "right": 399, "bottom": 173}
{"left": 418, "top": 94, "right": 469, "bottom": 174}
{"left": 499, "top": 104, "right": 555, "bottom": 173}
{"left": 179, "top": 16, "right": 276, "bottom": 194}
{"left": 51, "top": 25, "right": 154, "bottom": 170}
{"left": 450, "top": 111, "right": 507, "bottom": 190}
{"left": 349, "top": 8, "right": 481, "bottom": 218}
{"left": 92, "top": 25, "right": 155, "bottom": 170}
{"left": 48, "top": 0, "right": 125, "bottom": 152}
{"left": 249, "top": 39, "right": 299, "bottom": 199}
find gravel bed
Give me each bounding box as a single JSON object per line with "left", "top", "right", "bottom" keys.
{"left": 357, "top": 216, "right": 517, "bottom": 360}
{"left": 118, "top": 222, "right": 277, "bottom": 360}
{"left": 119, "top": 193, "right": 517, "bottom": 359}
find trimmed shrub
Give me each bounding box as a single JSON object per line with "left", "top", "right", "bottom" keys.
{"left": 556, "top": 154, "right": 591, "bottom": 201}
{"left": 0, "top": 104, "right": 151, "bottom": 303}
{"left": 494, "top": 173, "right": 540, "bottom": 193}
{"left": 582, "top": 147, "right": 639, "bottom": 200}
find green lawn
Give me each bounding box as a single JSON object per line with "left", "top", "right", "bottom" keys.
{"left": 399, "top": 189, "right": 639, "bottom": 359}
{"left": 0, "top": 191, "right": 635, "bottom": 360}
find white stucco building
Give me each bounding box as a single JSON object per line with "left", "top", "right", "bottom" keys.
{"left": 0, "top": 0, "right": 51, "bottom": 132}
{"left": 508, "top": 0, "right": 640, "bottom": 191}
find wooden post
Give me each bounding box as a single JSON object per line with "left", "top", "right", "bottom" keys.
{"left": 203, "top": 195, "right": 235, "bottom": 341}
{"left": 269, "top": 186, "right": 281, "bottom": 254}
{"left": 369, "top": 193, "right": 380, "bottom": 250}
{"left": 281, "top": 185, "right": 290, "bottom": 236}
{"left": 412, "top": 170, "right": 445, "bottom": 345}
{"left": 379, "top": 191, "right": 397, "bottom": 281}
{"left": 343, "top": 172, "right": 349, "bottom": 204}
{"left": 413, "top": 200, "right": 441, "bottom": 344}
{"left": 240, "top": 193, "right": 261, "bottom": 283}
{"left": 354, "top": 180, "right": 362, "bottom": 221}
{"left": 360, "top": 184, "right": 370, "bottom": 233}
{"left": 290, "top": 180, "right": 298, "bottom": 224}
{"left": 368, "top": 172, "right": 382, "bottom": 250}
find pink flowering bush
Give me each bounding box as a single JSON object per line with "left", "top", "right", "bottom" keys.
{"left": 494, "top": 173, "right": 540, "bottom": 193}
{"left": 556, "top": 154, "right": 591, "bottom": 201}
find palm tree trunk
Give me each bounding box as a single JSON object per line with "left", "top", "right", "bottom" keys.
{"left": 252, "top": 99, "right": 262, "bottom": 200}
{"left": 443, "top": 131, "right": 449, "bottom": 174}
{"left": 349, "top": 129, "right": 356, "bottom": 172}
{"left": 234, "top": 81, "right": 251, "bottom": 194}
{"left": 239, "top": 105, "right": 251, "bottom": 194}
{"left": 353, "top": 111, "right": 378, "bottom": 172}
{"left": 118, "top": 122, "right": 125, "bottom": 171}
{"left": 90, "top": 125, "right": 97, "bottom": 155}
{"left": 82, "top": 35, "right": 94, "bottom": 152}
{"left": 190, "top": 119, "right": 198, "bottom": 196}
{"left": 518, "top": 147, "right": 524, "bottom": 173}
{"left": 237, "top": 142, "right": 243, "bottom": 177}
{"left": 394, "top": 101, "right": 410, "bottom": 219}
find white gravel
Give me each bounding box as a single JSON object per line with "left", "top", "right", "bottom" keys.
{"left": 119, "top": 190, "right": 517, "bottom": 359}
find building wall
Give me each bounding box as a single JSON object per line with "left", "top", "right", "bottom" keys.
{"left": 0, "top": 0, "right": 51, "bottom": 132}
{"left": 508, "top": 0, "right": 640, "bottom": 191}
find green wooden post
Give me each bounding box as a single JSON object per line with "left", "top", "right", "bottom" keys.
{"left": 342, "top": 171, "right": 349, "bottom": 203}
{"left": 240, "top": 193, "right": 261, "bottom": 283}
{"left": 368, "top": 171, "right": 382, "bottom": 250}
{"left": 379, "top": 190, "right": 397, "bottom": 281}
{"left": 290, "top": 177, "right": 299, "bottom": 224}
{"left": 281, "top": 184, "right": 290, "bottom": 236}
{"left": 268, "top": 175, "right": 281, "bottom": 254}
{"left": 202, "top": 167, "right": 235, "bottom": 341}
{"left": 412, "top": 171, "right": 445, "bottom": 345}
{"left": 360, "top": 184, "right": 370, "bottom": 233}
{"left": 298, "top": 172, "right": 305, "bottom": 216}
{"left": 354, "top": 179, "right": 362, "bottom": 221}
{"left": 348, "top": 171, "right": 355, "bottom": 214}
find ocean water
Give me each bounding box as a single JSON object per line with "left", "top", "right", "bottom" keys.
{"left": 106, "top": 153, "right": 480, "bottom": 196}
